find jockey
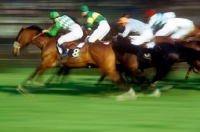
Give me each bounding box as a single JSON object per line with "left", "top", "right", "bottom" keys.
{"left": 42, "top": 11, "right": 83, "bottom": 57}
{"left": 117, "top": 17, "right": 155, "bottom": 48}
{"left": 79, "top": 5, "right": 110, "bottom": 43}
{"left": 145, "top": 9, "right": 195, "bottom": 39}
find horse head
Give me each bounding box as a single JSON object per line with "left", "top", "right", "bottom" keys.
{"left": 13, "top": 25, "right": 43, "bottom": 56}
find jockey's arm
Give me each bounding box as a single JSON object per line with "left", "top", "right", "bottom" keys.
{"left": 48, "top": 24, "right": 55, "bottom": 30}
{"left": 119, "top": 27, "right": 131, "bottom": 37}
{"left": 46, "top": 22, "right": 61, "bottom": 36}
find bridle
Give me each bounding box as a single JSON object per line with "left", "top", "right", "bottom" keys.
{"left": 14, "top": 32, "right": 44, "bottom": 52}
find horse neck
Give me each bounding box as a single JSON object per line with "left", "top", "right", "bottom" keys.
{"left": 31, "top": 35, "right": 52, "bottom": 50}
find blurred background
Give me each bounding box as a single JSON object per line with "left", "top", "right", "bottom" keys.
{"left": 0, "top": 0, "right": 200, "bottom": 68}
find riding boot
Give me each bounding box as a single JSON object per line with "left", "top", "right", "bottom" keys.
{"left": 84, "top": 36, "right": 89, "bottom": 44}
{"left": 59, "top": 44, "right": 68, "bottom": 57}
{"left": 58, "top": 43, "right": 68, "bottom": 67}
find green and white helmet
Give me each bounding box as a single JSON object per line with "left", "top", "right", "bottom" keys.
{"left": 80, "top": 5, "right": 89, "bottom": 12}
{"left": 49, "top": 12, "right": 60, "bottom": 19}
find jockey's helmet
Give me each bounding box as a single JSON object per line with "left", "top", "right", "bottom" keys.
{"left": 80, "top": 5, "right": 89, "bottom": 12}
{"left": 145, "top": 9, "right": 156, "bottom": 18}
{"left": 117, "top": 17, "right": 129, "bottom": 24}
{"left": 49, "top": 12, "right": 60, "bottom": 19}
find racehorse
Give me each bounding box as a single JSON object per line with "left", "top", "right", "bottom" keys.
{"left": 174, "top": 40, "right": 200, "bottom": 78}
{"left": 13, "top": 25, "right": 136, "bottom": 99}
{"left": 151, "top": 36, "right": 200, "bottom": 79}
{"left": 97, "top": 35, "right": 200, "bottom": 89}
{"left": 114, "top": 36, "right": 180, "bottom": 84}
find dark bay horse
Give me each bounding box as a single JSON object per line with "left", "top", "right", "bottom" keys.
{"left": 114, "top": 37, "right": 180, "bottom": 84}
{"left": 13, "top": 25, "right": 136, "bottom": 99}
{"left": 98, "top": 35, "right": 200, "bottom": 88}
{"left": 95, "top": 35, "right": 180, "bottom": 90}
{"left": 151, "top": 36, "right": 200, "bottom": 79}
{"left": 174, "top": 40, "right": 200, "bottom": 78}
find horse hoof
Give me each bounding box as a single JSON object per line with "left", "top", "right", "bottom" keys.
{"left": 150, "top": 83, "right": 157, "bottom": 88}
{"left": 159, "top": 85, "right": 173, "bottom": 91}
{"left": 141, "top": 89, "right": 161, "bottom": 98}
{"left": 116, "top": 88, "right": 137, "bottom": 101}
{"left": 16, "top": 85, "right": 33, "bottom": 96}
{"left": 33, "top": 81, "right": 45, "bottom": 86}
{"left": 185, "top": 76, "right": 189, "bottom": 80}
{"left": 152, "top": 89, "right": 161, "bottom": 97}
{"left": 26, "top": 80, "right": 32, "bottom": 85}
{"left": 94, "top": 83, "right": 100, "bottom": 86}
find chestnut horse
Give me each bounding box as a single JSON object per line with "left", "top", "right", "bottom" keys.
{"left": 13, "top": 25, "right": 136, "bottom": 99}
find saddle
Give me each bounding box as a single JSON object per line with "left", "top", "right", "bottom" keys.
{"left": 61, "top": 40, "right": 84, "bottom": 58}
{"left": 62, "top": 41, "right": 80, "bottom": 49}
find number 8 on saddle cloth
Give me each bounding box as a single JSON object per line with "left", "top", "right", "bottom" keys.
{"left": 67, "top": 48, "right": 80, "bottom": 58}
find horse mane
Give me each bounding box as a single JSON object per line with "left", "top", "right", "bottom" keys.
{"left": 27, "top": 25, "right": 43, "bottom": 32}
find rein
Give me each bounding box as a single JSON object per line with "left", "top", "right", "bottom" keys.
{"left": 29, "top": 32, "right": 44, "bottom": 43}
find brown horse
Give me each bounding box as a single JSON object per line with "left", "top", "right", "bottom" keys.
{"left": 152, "top": 36, "right": 200, "bottom": 79}
{"left": 13, "top": 25, "right": 136, "bottom": 100}
{"left": 174, "top": 40, "right": 200, "bottom": 78}
{"left": 96, "top": 36, "right": 181, "bottom": 89}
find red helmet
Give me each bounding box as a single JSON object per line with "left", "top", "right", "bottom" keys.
{"left": 145, "top": 9, "right": 156, "bottom": 18}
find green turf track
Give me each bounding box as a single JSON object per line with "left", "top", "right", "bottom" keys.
{"left": 1, "top": 67, "right": 200, "bottom": 132}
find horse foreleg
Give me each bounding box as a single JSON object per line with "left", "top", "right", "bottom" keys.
{"left": 21, "top": 64, "right": 49, "bottom": 86}
{"left": 186, "top": 60, "right": 200, "bottom": 79}
{"left": 151, "top": 65, "right": 171, "bottom": 84}
{"left": 19, "top": 67, "right": 40, "bottom": 86}
{"left": 108, "top": 70, "right": 132, "bottom": 90}
{"left": 185, "top": 66, "right": 193, "bottom": 79}
{"left": 94, "top": 74, "right": 106, "bottom": 86}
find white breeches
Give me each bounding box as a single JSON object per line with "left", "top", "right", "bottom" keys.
{"left": 88, "top": 20, "right": 110, "bottom": 43}
{"left": 57, "top": 25, "right": 83, "bottom": 45}
{"left": 155, "top": 20, "right": 195, "bottom": 39}
{"left": 57, "top": 25, "right": 83, "bottom": 54}
{"left": 131, "top": 29, "right": 154, "bottom": 45}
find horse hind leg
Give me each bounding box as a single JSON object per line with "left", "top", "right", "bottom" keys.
{"left": 94, "top": 74, "right": 106, "bottom": 86}
{"left": 186, "top": 61, "right": 200, "bottom": 79}
{"left": 45, "top": 66, "right": 70, "bottom": 85}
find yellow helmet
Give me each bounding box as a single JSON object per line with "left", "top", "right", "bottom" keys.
{"left": 117, "top": 17, "right": 129, "bottom": 24}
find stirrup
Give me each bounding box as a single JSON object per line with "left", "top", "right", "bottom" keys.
{"left": 144, "top": 53, "right": 151, "bottom": 59}
{"left": 62, "top": 53, "right": 68, "bottom": 57}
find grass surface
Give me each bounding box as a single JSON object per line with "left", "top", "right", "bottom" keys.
{"left": 1, "top": 67, "right": 200, "bottom": 132}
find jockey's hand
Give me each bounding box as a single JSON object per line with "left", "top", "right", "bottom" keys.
{"left": 81, "top": 26, "right": 85, "bottom": 30}
{"left": 42, "top": 30, "right": 49, "bottom": 33}
{"left": 113, "top": 35, "right": 118, "bottom": 42}
{"left": 118, "top": 33, "right": 122, "bottom": 36}
{"left": 87, "top": 28, "right": 93, "bottom": 35}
